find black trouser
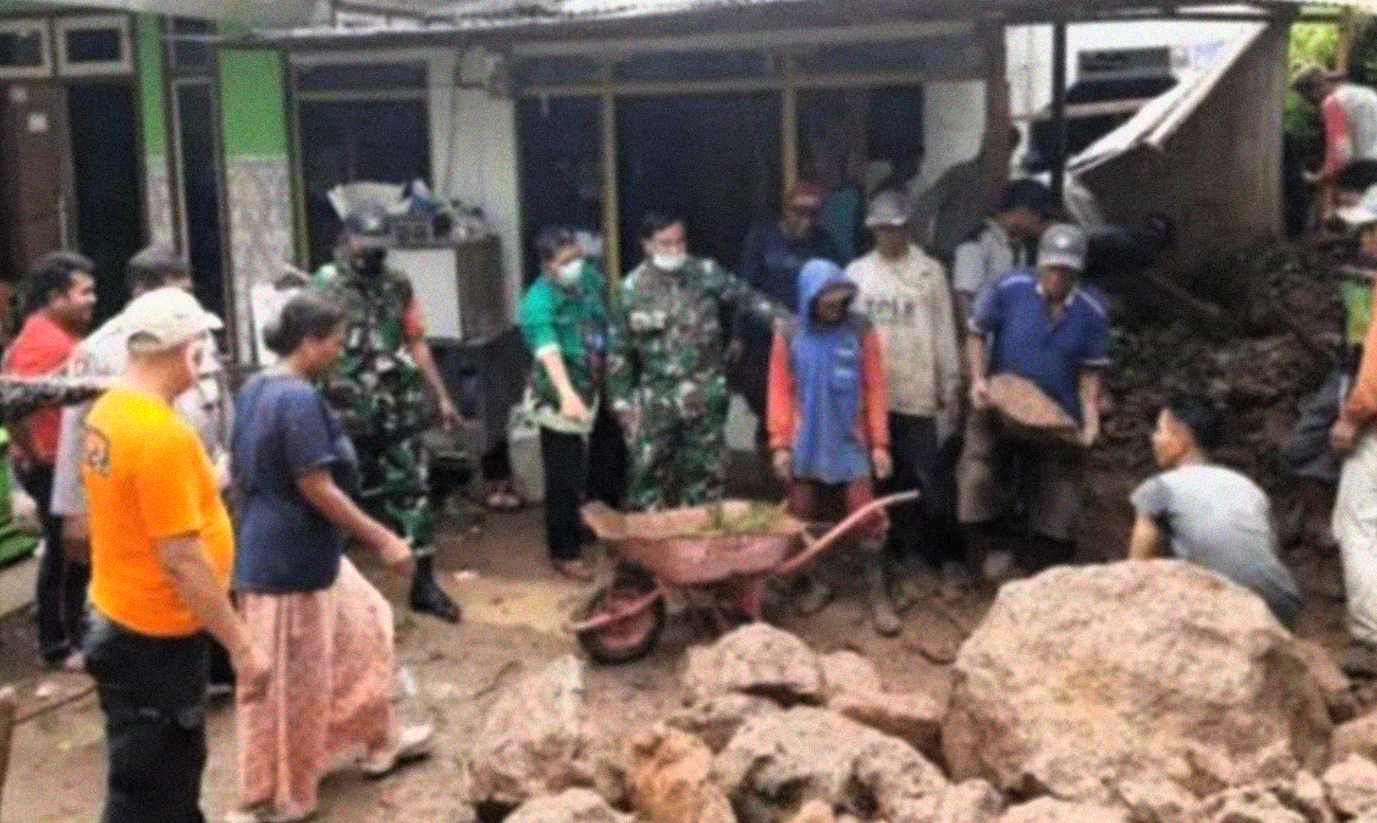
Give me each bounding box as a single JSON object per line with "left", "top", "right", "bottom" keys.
{"left": 18, "top": 462, "right": 88, "bottom": 664}
{"left": 540, "top": 407, "right": 626, "bottom": 562}
{"left": 83, "top": 610, "right": 210, "bottom": 823}
{"left": 886, "top": 413, "right": 962, "bottom": 566}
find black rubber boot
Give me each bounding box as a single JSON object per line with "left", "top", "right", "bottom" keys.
{"left": 409, "top": 555, "right": 461, "bottom": 623}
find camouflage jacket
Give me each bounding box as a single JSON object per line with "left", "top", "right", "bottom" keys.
{"left": 312, "top": 259, "right": 435, "bottom": 444}
{"left": 608, "top": 257, "right": 782, "bottom": 418}
{"left": 0, "top": 376, "right": 106, "bottom": 424}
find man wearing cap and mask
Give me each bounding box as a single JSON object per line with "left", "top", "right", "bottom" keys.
{"left": 609, "top": 212, "right": 785, "bottom": 511}
{"left": 80, "top": 286, "right": 268, "bottom": 823}
{"left": 959, "top": 223, "right": 1109, "bottom": 580}
{"left": 1294, "top": 65, "right": 1377, "bottom": 218}
{"left": 736, "top": 183, "right": 845, "bottom": 429}
{"left": 312, "top": 209, "right": 464, "bottom": 622}
{"left": 846, "top": 191, "right": 964, "bottom": 595}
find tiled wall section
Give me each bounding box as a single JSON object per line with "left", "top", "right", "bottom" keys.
{"left": 144, "top": 153, "right": 174, "bottom": 246}
{"left": 225, "top": 153, "right": 293, "bottom": 360}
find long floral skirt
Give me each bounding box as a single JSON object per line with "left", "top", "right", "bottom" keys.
{"left": 235, "top": 557, "right": 396, "bottom": 819}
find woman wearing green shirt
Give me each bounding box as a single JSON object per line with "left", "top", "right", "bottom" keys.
{"left": 518, "top": 227, "right": 624, "bottom": 579}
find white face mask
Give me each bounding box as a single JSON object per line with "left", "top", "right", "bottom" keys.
{"left": 651, "top": 252, "right": 688, "bottom": 272}
{"left": 553, "top": 259, "right": 582, "bottom": 286}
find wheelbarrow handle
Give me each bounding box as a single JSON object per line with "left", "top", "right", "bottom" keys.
{"left": 775, "top": 489, "right": 921, "bottom": 576}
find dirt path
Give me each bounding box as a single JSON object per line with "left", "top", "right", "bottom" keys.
{"left": 0, "top": 491, "right": 1353, "bottom": 822}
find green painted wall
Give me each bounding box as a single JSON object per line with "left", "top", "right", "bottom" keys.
{"left": 218, "top": 48, "right": 288, "bottom": 158}
{"left": 134, "top": 14, "right": 166, "bottom": 157}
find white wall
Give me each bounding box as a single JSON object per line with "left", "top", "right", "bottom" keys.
{"left": 1005, "top": 20, "right": 1261, "bottom": 120}
{"left": 914, "top": 21, "right": 1262, "bottom": 189}
{"left": 913, "top": 80, "right": 986, "bottom": 192}
{"left": 429, "top": 50, "right": 522, "bottom": 322}
{"left": 290, "top": 47, "right": 523, "bottom": 325}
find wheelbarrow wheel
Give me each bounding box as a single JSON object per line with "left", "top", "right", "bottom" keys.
{"left": 576, "top": 564, "right": 665, "bottom": 665}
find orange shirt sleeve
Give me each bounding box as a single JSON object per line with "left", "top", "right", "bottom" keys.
{"left": 766, "top": 331, "right": 796, "bottom": 452}
{"left": 134, "top": 428, "right": 205, "bottom": 540}
{"left": 403, "top": 298, "right": 426, "bottom": 342}
{"left": 1344, "top": 310, "right": 1377, "bottom": 429}
{"left": 859, "top": 329, "right": 890, "bottom": 450}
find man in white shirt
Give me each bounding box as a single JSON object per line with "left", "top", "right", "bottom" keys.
{"left": 51, "top": 245, "right": 231, "bottom": 559}
{"left": 950, "top": 179, "right": 1057, "bottom": 324}
{"left": 846, "top": 191, "right": 964, "bottom": 595}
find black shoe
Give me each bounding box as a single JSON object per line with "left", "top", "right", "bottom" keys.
{"left": 410, "top": 573, "right": 461, "bottom": 623}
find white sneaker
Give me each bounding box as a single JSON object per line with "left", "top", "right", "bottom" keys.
{"left": 359, "top": 723, "right": 434, "bottom": 777}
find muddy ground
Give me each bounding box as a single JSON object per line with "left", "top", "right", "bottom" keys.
{"left": 0, "top": 448, "right": 1356, "bottom": 823}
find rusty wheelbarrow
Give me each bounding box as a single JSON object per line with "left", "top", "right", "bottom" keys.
{"left": 569, "top": 490, "right": 919, "bottom": 664}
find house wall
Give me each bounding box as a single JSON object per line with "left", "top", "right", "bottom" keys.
{"left": 217, "top": 47, "right": 295, "bottom": 354}
{"left": 430, "top": 50, "right": 522, "bottom": 318}
{"left": 134, "top": 13, "right": 174, "bottom": 246}
{"left": 912, "top": 80, "right": 986, "bottom": 193}
{"left": 1080, "top": 22, "right": 1287, "bottom": 267}
{"left": 287, "top": 47, "right": 524, "bottom": 323}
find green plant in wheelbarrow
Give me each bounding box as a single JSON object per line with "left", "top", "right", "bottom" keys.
{"left": 570, "top": 491, "right": 919, "bottom": 664}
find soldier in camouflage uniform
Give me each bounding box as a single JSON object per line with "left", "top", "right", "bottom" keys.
{"left": 313, "top": 211, "right": 464, "bottom": 622}
{"left": 609, "top": 213, "right": 784, "bottom": 511}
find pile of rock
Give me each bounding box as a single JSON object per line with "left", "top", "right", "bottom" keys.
{"left": 465, "top": 561, "right": 1377, "bottom": 823}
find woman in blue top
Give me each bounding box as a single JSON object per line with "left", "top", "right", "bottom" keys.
{"left": 229, "top": 294, "right": 430, "bottom": 823}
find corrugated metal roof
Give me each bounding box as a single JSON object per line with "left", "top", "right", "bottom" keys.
{"left": 261, "top": 0, "right": 1368, "bottom": 44}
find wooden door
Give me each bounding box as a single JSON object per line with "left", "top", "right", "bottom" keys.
{"left": 0, "top": 82, "right": 69, "bottom": 284}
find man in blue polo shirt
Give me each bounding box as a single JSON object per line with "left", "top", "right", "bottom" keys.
{"left": 958, "top": 223, "right": 1109, "bottom": 581}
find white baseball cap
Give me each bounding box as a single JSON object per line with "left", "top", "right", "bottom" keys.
{"left": 1338, "top": 184, "right": 1377, "bottom": 228}
{"left": 865, "top": 190, "right": 910, "bottom": 228}
{"left": 1037, "top": 223, "right": 1089, "bottom": 271}
{"left": 119, "top": 286, "right": 223, "bottom": 352}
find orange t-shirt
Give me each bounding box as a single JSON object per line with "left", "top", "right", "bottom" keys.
{"left": 83, "top": 387, "right": 233, "bottom": 637}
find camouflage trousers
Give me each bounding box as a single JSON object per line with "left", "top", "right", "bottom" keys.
{"left": 625, "top": 401, "right": 727, "bottom": 512}
{"left": 357, "top": 434, "right": 434, "bottom": 554}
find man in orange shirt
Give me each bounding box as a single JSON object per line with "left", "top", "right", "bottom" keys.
{"left": 4, "top": 251, "right": 95, "bottom": 668}
{"left": 81, "top": 287, "right": 267, "bottom": 823}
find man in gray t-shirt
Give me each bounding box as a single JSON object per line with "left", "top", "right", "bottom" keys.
{"left": 1129, "top": 397, "right": 1301, "bottom": 626}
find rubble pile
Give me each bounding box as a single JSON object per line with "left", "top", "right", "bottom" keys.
{"left": 463, "top": 562, "right": 1377, "bottom": 823}
{"left": 1097, "top": 240, "right": 1342, "bottom": 483}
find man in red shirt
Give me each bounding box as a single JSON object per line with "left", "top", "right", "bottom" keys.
{"left": 5, "top": 251, "right": 96, "bottom": 668}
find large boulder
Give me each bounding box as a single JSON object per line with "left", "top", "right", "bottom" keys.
{"left": 1322, "top": 754, "right": 1377, "bottom": 818}
{"left": 1189, "top": 777, "right": 1335, "bottom": 823}
{"left": 682, "top": 623, "right": 824, "bottom": 705}
{"left": 1190, "top": 787, "right": 1309, "bottom": 823}
{"left": 820, "top": 650, "right": 884, "bottom": 698}
{"left": 468, "top": 655, "right": 599, "bottom": 806}
{"left": 666, "top": 693, "right": 782, "bottom": 753}
{"left": 503, "top": 789, "right": 632, "bottom": 823}
{"left": 944, "top": 562, "right": 1331, "bottom": 808}
{"left": 627, "top": 724, "right": 735, "bottom": 823}
{"left": 830, "top": 690, "right": 946, "bottom": 765}
{"left": 1333, "top": 712, "right": 1377, "bottom": 765}
{"left": 995, "top": 798, "right": 1129, "bottom": 823}
{"left": 713, "top": 706, "right": 946, "bottom": 823}
{"left": 920, "top": 779, "right": 1005, "bottom": 823}
{"left": 1290, "top": 640, "right": 1357, "bottom": 723}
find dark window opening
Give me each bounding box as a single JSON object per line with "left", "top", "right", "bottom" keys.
{"left": 65, "top": 28, "right": 123, "bottom": 64}
{"left": 296, "top": 62, "right": 427, "bottom": 93}
{"left": 0, "top": 28, "right": 43, "bottom": 68}
{"left": 298, "top": 99, "right": 430, "bottom": 268}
